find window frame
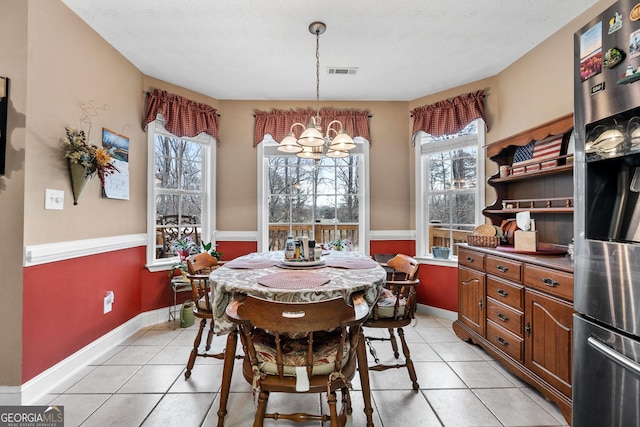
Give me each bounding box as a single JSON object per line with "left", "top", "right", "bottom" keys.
{"left": 414, "top": 119, "right": 485, "bottom": 261}
{"left": 145, "top": 119, "right": 216, "bottom": 270}
{"left": 257, "top": 136, "right": 370, "bottom": 254}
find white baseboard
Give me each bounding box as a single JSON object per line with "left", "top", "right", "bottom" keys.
{"left": 0, "top": 387, "right": 22, "bottom": 405}
{"left": 20, "top": 307, "right": 169, "bottom": 405}
{"left": 416, "top": 303, "right": 457, "bottom": 321}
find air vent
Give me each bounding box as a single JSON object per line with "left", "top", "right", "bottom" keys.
{"left": 327, "top": 67, "right": 358, "bottom": 75}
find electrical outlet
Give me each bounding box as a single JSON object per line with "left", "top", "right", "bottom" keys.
{"left": 45, "top": 189, "right": 64, "bottom": 210}
{"left": 103, "top": 291, "right": 114, "bottom": 314}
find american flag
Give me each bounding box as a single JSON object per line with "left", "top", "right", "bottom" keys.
{"left": 511, "top": 136, "right": 563, "bottom": 174}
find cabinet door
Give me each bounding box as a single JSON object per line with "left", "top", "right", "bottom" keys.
{"left": 524, "top": 289, "right": 573, "bottom": 398}
{"left": 458, "top": 266, "right": 485, "bottom": 336}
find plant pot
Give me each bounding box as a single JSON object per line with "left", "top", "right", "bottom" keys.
{"left": 69, "top": 161, "right": 91, "bottom": 205}
{"left": 432, "top": 246, "right": 452, "bottom": 259}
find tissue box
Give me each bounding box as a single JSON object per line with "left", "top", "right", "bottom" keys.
{"left": 514, "top": 230, "right": 538, "bottom": 252}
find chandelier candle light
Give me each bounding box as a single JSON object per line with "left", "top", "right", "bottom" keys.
{"left": 277, "top": 22, "right": 356, "bottom": 161}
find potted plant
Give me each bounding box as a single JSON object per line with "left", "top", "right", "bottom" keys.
{"left": 201, "top": 241, "right": 223, "bottom": 261}
{"left": 325, "top": 239, "right": 353, "bottom": 251}
{"left": 168, "top": 237, "right": 196, "bottom": 278}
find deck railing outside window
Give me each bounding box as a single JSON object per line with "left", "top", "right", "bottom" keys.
{"left": 269, "top": 223, "right": 359, "bottom": 251}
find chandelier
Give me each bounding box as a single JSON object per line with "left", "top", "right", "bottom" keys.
{"left": 277, "top": 22, "right": 356, "bottom": 160}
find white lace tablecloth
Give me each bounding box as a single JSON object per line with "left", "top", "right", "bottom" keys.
{"left": 210, "top": 251, "right": 386, "bottom": 334}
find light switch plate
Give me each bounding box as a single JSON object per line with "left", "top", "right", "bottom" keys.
{"left": 45, "top": 189, "right": 64, "bottom": 210}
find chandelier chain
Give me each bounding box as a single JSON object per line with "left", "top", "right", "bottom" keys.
{"left": 315, "top": 27, "right": 320, "bottom": 120}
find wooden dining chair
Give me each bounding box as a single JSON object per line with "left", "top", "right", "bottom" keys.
{"left": 184, "top": 251, "right": 223, "bottom": 379}
{"left": 364, "top": 253, "right": 421, "bottom": 390}
{"left": 225, "top": 294, "right": 369, "bottom": 427}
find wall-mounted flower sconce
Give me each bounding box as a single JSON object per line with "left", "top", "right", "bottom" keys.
{"left": 0, "top": 76, "right": 8, "bottom": 175}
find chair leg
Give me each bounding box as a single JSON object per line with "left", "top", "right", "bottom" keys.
{"left": 217, "top": 330, "right": 238, "bottom": 427}
{"left": 398, "top": 327, "right": 419, "bottom": 391}
{"left": 365, "top": 335, "right": 382, "bottom": 366}
{"left": 185, "top": 317, "right": 206, "bottom": 379}
{"left": 253, "top": 390, "right": 269, "bottom": 427}
{"left": 343, "top": 386, "right": 352, "bottom": 415}
{"left": 205, "top": 318, "right": 215, "bottom": 351}
{"left": 327, "top": 390, "right": 339, "bottom": 427}
{"left": 355, "top": 328, "right": 375, "bottom": 427}
{"left": 388, "top": 327, "right": 400, "bottom": 358}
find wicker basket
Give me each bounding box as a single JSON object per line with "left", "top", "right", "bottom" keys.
{"left": 467, "top": 235, "right": 500, "bottom": 248}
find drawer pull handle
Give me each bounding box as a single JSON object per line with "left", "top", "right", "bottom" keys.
{"left": 497, "top": 289, "right": 509, "bottom": 297}
{"left": 541, "top": 277, "right": 559, "bottom": 287}
{"left": 466, "top": 256, "right": 474, "bottom": 262}
{"left": 497, "top": 337, "right": 509, "bottom": 346}
{"left": 497, "top": 313, "right": 509, "bottom": 322}
{"left": 497, "top": 265, "right": 509, "bottom": 273}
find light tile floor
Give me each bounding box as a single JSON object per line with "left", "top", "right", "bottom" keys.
{"left": 35, "top": 312, "right": 570, "bottom": 426}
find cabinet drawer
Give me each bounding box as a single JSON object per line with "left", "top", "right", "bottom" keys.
{"left": 458, "top": 248, "right": 485, "bottom": 270}
{"left": 486, "top": 255, "right": 522, "bottom": 282}
{"left": 487, "top": 320, "right": 523, "bottom": 362}
{"left": 487, "top": 276, "right": 524, "bottom": 311}
{"left": 524, "top": 264, "right": 573, "bottom": 301}
{"left": 487, "top": 298, "right": 523, "bottom": 337}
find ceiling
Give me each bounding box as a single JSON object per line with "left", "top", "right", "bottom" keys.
{"left": 60, "top": 0, "right": 598, "bottom": 101}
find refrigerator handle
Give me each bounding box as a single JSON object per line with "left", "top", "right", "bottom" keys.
{"left": 587, "top": 336, "right": 640, "bottom": 378}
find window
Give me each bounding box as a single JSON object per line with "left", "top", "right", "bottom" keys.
{"left": 415, "top": 119, "right": 485, "bottom": 258}
{"left": 146, "top": 120, "right": 216, "bottom": 267}
{"left": 258, "top": 136, "right": 369, "bottom": 253}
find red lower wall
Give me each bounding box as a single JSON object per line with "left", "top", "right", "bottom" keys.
{"left": 416, "top": 264, "right": 458, "bottom": 312}
{"left": 22, "top": 246, "right": 169, "bottom": 382}
{"left": 22, "top": 238, "right": 457, "bottom": 382}
{"left": 369, "top": 240, "right": 458, "bottom": 312}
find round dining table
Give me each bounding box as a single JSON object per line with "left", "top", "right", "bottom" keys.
{"left": 210, "top": 250, "right": 386, "bottom": 427}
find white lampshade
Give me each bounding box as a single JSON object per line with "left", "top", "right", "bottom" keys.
{"left": 297, "top": 145, "right": 323, "bottom": 160}
{"left": 326, "top": 149, "right": 348, "bottom": 158}
{"left": 277, "top": 132, "right": 303, "bottom": 153}
{"left": 329, "top": 130, "right": 355, "bottom": 151}
{"left": 297, "top": 121, "right": 325, "bottom": 147}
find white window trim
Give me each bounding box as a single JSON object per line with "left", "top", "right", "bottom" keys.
{"left": 414, "top": 119, "right": 485, "bottom": 262}
{"left": 257, "top": 137, "right": 370, "bottom": 255}
{"left": 145, "top": 120, "right": 217, "bottom": 270}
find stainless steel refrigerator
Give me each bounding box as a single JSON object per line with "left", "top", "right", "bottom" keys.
{"left": 574, "top": 1, "right": 640, "bottom": 425}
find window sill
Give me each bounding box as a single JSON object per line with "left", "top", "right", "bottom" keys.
{"left": 146, "top": 258, "right": 179, "bottom": 273}
{"left": 415, "top": 255, "right": 458, "bottom": 267}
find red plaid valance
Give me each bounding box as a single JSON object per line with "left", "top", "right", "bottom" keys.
{"left": 411, "top": 90, "right": 486, "bottom": 137}
{"left": 254, "top": 108, "right": 370, "bottom": 147}
{"left": 142, "top": 89, "right": 219, "bottom": 139}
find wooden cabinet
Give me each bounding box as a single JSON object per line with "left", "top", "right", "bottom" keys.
{"left": 525, "top": 289, "right": 573, "bottom": 399}
{"left": 453, "top": 246, "right": 574, "bottom": 424}
{"left": 458, "top": 266, "right": 485, "bottom": 336}
{"left": 457, "top": 247, "right": 486, "bottom": 336}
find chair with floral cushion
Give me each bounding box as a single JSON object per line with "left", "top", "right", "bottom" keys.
{"left": 364, "top": 253, "right": 421, "bottom": 390}
{"left": 184, "top": 251, "right": 221, "bottom": 379}
{"left": 225, "top": 294, "right": 369, "bottom": 427}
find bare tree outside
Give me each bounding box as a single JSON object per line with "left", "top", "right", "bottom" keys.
{"left": 423, "top": 122, "right": 480, "bottom": 250}
{"left": 268, "top": 153, "right": 360, "bottom": 248}
{"left": 154, "top": 134, "right": 205, "bottom": 258}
